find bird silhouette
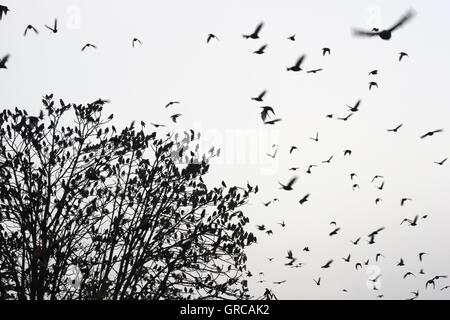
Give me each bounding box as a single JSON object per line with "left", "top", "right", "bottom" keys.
{"left": 343, "top": 254, "right": 351, "bottom": 262}
{"left": 401, "top": 198, "right": 412, "bottom": 206}
{"left": 434, "top": 158, "right": 447, "bottom": 166}
{"left": 260, "top": 106, "right": 275, "bottom": 122}
{"left": 289, "top": 146, "right": 298, "bottom": 154}
{"left": 132, "top": 38, "right": 143, "bottom": 48}
{"left": 420, "top": 129, "right": 443, "bottom": 139}
{"left": 353, "top": 9, "right": 415, "bottom": 40}
{"left": 399, "top": 52, "right": 409, "bottom": 61}
{"left": 266, "top": 148, "right": 278, "bottom": 159}
{"left": 321, "top": 260, "right": 334, "bottom": 268}
{"left": 369, "top": 70, "right": 378, "bottom": 76}
{"left": 375, "top": 198, "right": 382, "bottom": 205}
{"left": 322, "top": 155, "right": 334, "bottom": 164}
{"left": 338, "top": 113, "right": 353, "bottom": 121}
{"left": 350, "top": 173, "right": 357, "bottom": 180}
{"left": 387, "top": 124, "right": 403, "bottom": 133}
{"left": 309, "top": 132, "right": 319, "bottom": 142}
{"left": 375, "top": 253, "right": 384, "bottom": 262}
{"left": 0, "top": 5, "right": 9, "bottom": 20}
{"left": 344, "top": 150, "right": 352, "bottom": 156}
{"left": 299, "top": 193, "right": 310, "bottom": 205}
{"left": 206, "top": 33, "right": 219, "bottom": 43}
{"left": 243, "top": 22, "right": 264, "bottom": 39}
{"left": 401, "top": 215, "right": 419, "bottom": 226}
{"left": 45, "top": 19, "right": 58, "bottom": 33}
{"left": 322, "top": 48, "right": 331, "bottom": 56}
{"left": 278, "top": 220, "right": 286, "bottom": 228}
{"left": 0, "top": 54, "right": 9, "bottom": 69}
{"left": 404, "top": 272, "right": 416, "bottom": 279}
{"left": 252, "top": 90, "right": 267, "bottom": 102}
{"left": 273, "top": 280, "right": 286, "bottom": 285}
{"left": 287, "top": 55, "right": 306, "bottom": 72}
{"left": 287, "top": 34, "right": 296, "bottom": 41}
{"left": 306, "top": 165, "right": 317, "bottom": 174}
{"left": 397, "top": 258, "right": 405, "bottom": 266}
{"left": 165, "top": 101, "right": 180, "bottom": 108}
{"left": 351, "top": 237, "right": 361, "bottom": 245}
{"left": 264, "top": 118, "right": 282, "bottom": 125}
{"left": 313, "top": 277, "right": 321, "bottom": 286}
{"left": 377, "top": 182, "right": 385, "bottom": 191}
{"left": 170, "top": 114, "right": 182, "bottom": 123}
{"left": 326, "top": 114, "right": 333, "bottom": 119}
{"left": 419, "top": 252, "right": 428, "bottom": 262}
{"left": 347, "top": 100, "right": 361, "bottom": 112}
{"left": 24, "top": 25, "right": 39, "bottom": 36}
{"left": 369, "top": 82, "right": 378, "bottom": 90}
{"left": 81, "top": 43, "right": 97, "bottom": 51}
{"left": 371, "top": 175, "right": 384, "bottom": 182}
{"left": 307, "top": 68, "right": 323, "bottom": 74}
{"left": 329, "top": 227, "right": 340, "bottom": 236}
{"left": 150, "top": 122, "right": 166, "bottom": 128}
{"left": 355, "top": 263, "right": 362, "bottom": 270}
{"left": 279, "top": 177, "right": 298, "bottom": 191}
{"left": 253, "top": 44, "right": 267, "bottom": 54}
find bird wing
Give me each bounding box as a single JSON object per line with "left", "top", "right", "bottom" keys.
{"left": 352, "top": 28, "right": 379, "bottom": 37}
{"left": 389, "top": 9, "right": 415, "bottom": 32}
{"left": 254, "top": 22, "right": 264, "bottom": 35}
{"left": 259, "top": 90, "right": 267, "bottom": 99}
{"left": 286, "top": 176, "right": 297, "bottom": 187}
{"left": 55, "top": 19, "right": 58, "bottom": 29}
{"left": 0, "top": 54, "right": 9, "bottom": 64}
{"left": 295, "top": 55, "right": 306, "bottom": 67}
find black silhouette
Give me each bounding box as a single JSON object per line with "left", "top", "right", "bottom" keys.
{"left": 338, "top": 113, "right": 353, "bottom": 121}
{"left": 307, "top": 68, "right": 323, "bottom": 74}
{"left": 351, "top": 237, "right": 361, "bottom": 245}
{"left": 299, "top": 193, "right": 310, "bottom": 205}
{"left": 344, "top": 150, "right": 352, "bottom": 156}
{"left": 306, "top": 165, "right": 317, "bottom": 174}
{"left": 252, "top": 90, "right": 267, "bottom": 102}
{"left": 206, "top": 33, "right": 219, "bottom": 43}
{"left": 353, "top": 9, "right": 415, "bottom": 40}
{"left": 322, "top": 155, "right": 333, "bottom": 164}
{"left": 287, "top": 34, "right": 296, "bottom": 41}
{"left": 435, "top": 158, "right": 447, "bottom": 166}
{"left": 401, "top": 198, "right": 412, "bottom": 206}
{"left": 243, "top": 22, "right": 264, "bottom": 39}
{"left": 24, "top": 25, "right": 39, "bottom": 36}
{"left": 321, "top": 260, "right": 334, "bottom": 268}
{"left": 375, "top": 253, "right": 384, "bottom": 262}
{"left": 419, "top": 252, "right": 428, "bottom": 262}
{"left": 399, "top": 52, "right": 408, "bottom": 61}
{"left": 264, "top": 118, "right": 282, "bottom": 125}
{"left": 369, "top": 81, "right": 378, "bottom": 90}
{"left": 343, "top": 254, "right": 351, "bottom": 262}
{"left": 313, "top": 278, "right": 321, "bottom": 286}
{"left": 81, "top": 43, "right": 97, "bottom": 51}
{"left": 0, "top": 54, "right": 9, "bottom": 69}
{"left": 401, "top": 215, "right": 419, "bottom": 226}
{"left": 420, "top": 129, "right": 443, "bottom": 139}
{"left": 45, "top": 19, "right": 58, "bottom": 33}
{"left": 329, "top": 227, "right": 340, "bottom": 236}
{"left": 132, "top": 38, "right": 142, "bottom": 48}
{"left": 404, "top": 272, "right": 416, "bottom": 279}
{"left": 170, "top": 113, "right": 182, "bottom": 123}
{"left": 165, "top": 101, "right": 180, "bottom": 108}
{"left": 279, "top": 177, "right": 298, "bottom": 191}
{"left": 254, "top": 44, "right": 267, "bottom": 55}
{"left": 309, "top": 132, "right": 319, "bottom": 142}
{"left": 387, "top": 124, "right": 403, "bottom": 133}
{"left": 347, "top": 100, "right": 361, "bottom": 112}
{"left": 369, "top": 70, "right": 378, "bottom": 76}
{"left": 0, "top": 4, "right": 9, "bottom": 20}
{"left": 287, "top": 55, "right": 306, "bottom": 72}
{"left": 322, "top": 48, "right": 331, "bottom": 56}
{"left": 260, "top": 106, "right": 275, "bottom": 122}
{"left": 289, "top": 146, "right": 298, "bottom": 154}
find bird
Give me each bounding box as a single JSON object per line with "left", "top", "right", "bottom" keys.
{"left": 279, "top": 177, "right": 297, "bottom": 191}
{"left": 260, "top": 106, "right": 276, "bottom": 122}
{"left": 330, "top": 221, "right": 337, "bottom": 226}
{"left": 322, "top": 155, "right": 333, "bottom": 164}
{"left": 369, "top": 82, "right": 378, "bottom": 90}
{"left": 399, "top": 52, "right": 409, "bottom": 61}
{"left": 387, "top": 124, "right": 403, "bottom": 133}
{"left": 401, "top": 215, "right": 419, "bottom": 226}
{"left": 252, "top": 90, "right": 267, "bottom": 102}
{"left": 377, "top": 182, "right": 385, "bottom": 191}
{"left": 303, "top": 247, "right": 310, "bottom": 252}
{"left": 350, "top": 173, "right": 357, "bottom": 180}
{"left": 352, "top": 184, "right": 360, "bottom": 190}
{"left": 150, "top": 122, "right": 166, "bottom": 128}
{"left": 243, "top": 22, "right": 264, "bottom": 39}
{"left": 287, "top": 55, "right": 306, "bottom": 72}
{"left": 410, "top": 290, "right": 419, "bottom": 299}
{"left": 351, "top": 237, "right": 361, "bottom": 245}
{"left": 313, "top": 278, "right": 321, "bottom": 286}
{"left": 24, "top": 25, "right": 39, "bottom": 36}
{"left": 321, "top": 260, "right": 334, "bottom": 269}
{"left": 289, "top": 146, "right": 298, "bottom": 154}
{"left": 278, "top": 220, "right": 286, "bottom": 228}
{"left": 165, "top": 101, "right": 180, "bottom": 108}
{"left": 322, "top": 48, "right": 331, "bottom": 56}
{"left": 263, "top": 201, "right": 271, "bottom": 207}
{"left": 426, "top": 276, "right": 448, "bottom": 289}
{"left": 81, "top": 43, "right": 97, "bottom": 51}
{"left": 266, "top": 149, "right": 278, "bottom": 159}
{"left": 371, "top": 175, "right": 384, "bottom": 183}
{"left": 309, "top": 132, "right": 319, "bottom": 142}
{"left": 264, "top": 118, "right": 282, "bottom": 125}
{"left": 299, "top": 193, "right": 310, "bottom": 205}
{"left": 305, "top": 165, "right": 317, "bottom": 174}
{"left": 419, "top": 252, "right": 428, "bottom": 262}
{"left": 286, "top": 250, "right": 295, "bottom": 260}
{"left": 170, "top": 114, "right": 182, "bottom": 123}
{"left": 289, "top": 167, "right": 300, "bottom": 171}
{"left": 307, "top": 68, "right": 323, "bottom": 74}
{"left": 253, "top": 44, "right": 267, "bottom": 55}
{"left": 132, "top": 38, "right": 143, "bottom": 48}
{"left": 287, "top": 34, "right": 296, "bottom": 41}
{"left": 344, "top": 150, "right": 352, "bottom": 156}
{"left": 337, "top": 113, "right": 353, "bottom": 121}
{"left": 420, "top": 129, "right": 443, "bottom": 139}
{"left": 0, "top": 54, "right": 9, "bottom": 69}
{"left": 347, "top": 100, "right": 361, "bottom": 112}
{"left": 257, "top": 225, "right": 266, "bottom": 231}
{"left": 441, "top": 286, "right": 450, "bottom": 291}
{"left": 375, "top": 253, "right": 384, "bottom": 262}
{"left": 352, "top": 9, "right": 415, "bottom": 40}
{"left": 404, "top": 272, "right": 416, "bottom": 279}
{"left": 45, "top": 19, "right": 58, "bottom": 33}
{"left": 0, "top": 5, "right": 9, "bottom": 20}
{"left": 343, "top": 254, "right": 351, "bottom": 262}
{"left": 273, "top": 280, "right": 286, "bottom": 285}
{"left": 369, "top": 70, "right": 378, "bottom": 76}
{"left": 326, "top": 114, "right": 333, "bottom": 119}
{"left": 329, "top": 227, "right": 340, "bottom": 236}
{"left": 267, "top": 257, "right": 274, "bottom": 262}
{"left": 355, "top": 263, "right": 362, "bottom": 270}
{"left": 401, "top": 198, "right": 412, "bottom": 206}
{"left": 375, "top": 198, "right": 382, "bottom": 205}
{"left": 206, "top": 33, "right": 219, "bottom": 43}
{"left": 397, "top": 258, "right": 405, "bottom": 266}
{"left": 434, "top": 158, "right": 447, "bottom": 166}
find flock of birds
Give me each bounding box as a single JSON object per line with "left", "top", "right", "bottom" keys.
{"left": 0, "top": 4, "right": 448, "bottom": 300}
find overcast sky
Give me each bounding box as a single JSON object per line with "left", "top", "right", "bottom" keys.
{"left": 1, "top": 0, "right": 450, "bottom": 299}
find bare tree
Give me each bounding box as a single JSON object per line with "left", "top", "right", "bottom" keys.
{"left": 0, "top": 95, "right": 257, "bottom": 300}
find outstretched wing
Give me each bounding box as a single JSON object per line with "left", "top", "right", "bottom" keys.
{"left": 254, "top": 22, "right": 264, "bottom": 35}
{"left": 389, "top": 9, "right": 415, "bottom": 32}
{"left": 352, "top": 28, "right": 379, "bottom": 37}
{"left": 0, "top": 54, "right": 9, "bottom": 64}
{"left": 295, "top": 54, "right": 306, "bottom": 68}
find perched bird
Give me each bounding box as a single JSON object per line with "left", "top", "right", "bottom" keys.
{"left": 420, "top": 129, "right": 443, "bottom": 139}
{"left": 321, "top": 260, "right": 334, "bottom": 269}
{"left": 170, "top": 114, "right": 182, "bottom": 123}
{"left": 165, "top": 101, "right": 180, "bottom": 108}
{"left": 369, "top": 82, "right": 378, "bottom": 90}
{"left": 287, "top": 34, "right": 296, "bottom": 41}
{"left": 243, "top": 22, "right": 264, "bottom": 39}
{"left": 0, "top": 54, "right": 9, "bottom": 69}
{"left": 132, "top": 38, "right": 143, "bottom": 48}
{"left": 352, "top": 9, "right": 415, "bottom": 40}
{"left": 387, "top": 124, "right": 403, "bottom": 133}
{"left": 399, "top": 52, "right": 409, "bottom": 61}
{"left": 299, "top": 193, "right": 310, "bottom": 205}
{"left": 435, "top": 158, "right": 447, "bottom": 166}
{"left": 287, "top": 55, "right": 306, "bottom": 72}
{"left": 253, "top": 44, "right": 267, "bottom": 55}
{"left": 252, "top": 90, "right": 267, "bottom": 102}
{"left": 81, "top": 43, "right": 97, "bottom": 51}
{"left": 24, "top": 25, "right": 39, "bottom": 36}
{"left": 206, "top": 33, "right": 219, "bottom": 43}
{"left": 329, "top": 227, "right": 340, "bottom": 236}
{"left": 0, "top": 5, "right": 9, "bottom": 20}
{"left": 45, "top": 19, "right": 58, "bottom": 33}
{"left": 279, "top": 177, "right": 297, "bottom": 191}
{"left": 369, "top": 70, "right": 378, "bottom": 76}
{"left": 322, "top": 47, "right": 331, "bottom": 56}
{"left": 260, "top": 106, "right": 275, "bottom": 122}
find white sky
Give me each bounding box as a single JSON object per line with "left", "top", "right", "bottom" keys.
{"left": 1, "top": 0, "right": 450, "bottom": 299}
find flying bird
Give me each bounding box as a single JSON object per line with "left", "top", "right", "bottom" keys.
{"left": 206, "top": 33, "right": 219, "bottom": 43}
{"left": 307, "top": 68, "right": 323, "bottom": 74}
{"left": 24, "top": 25, "right": 39, "bottom": 36}
{"left": 329, "top": 227, "right": 340, "bottom": 236}
{"left": 344, "top": 150, "right": 352, "bottom": 156}
{"left": 369, "top": 70, "right": 378, "bottom": 76}
{"left": 419, "top": 252, "right": 428, "bottom": 262}
{"left": 279, "top": 177, "right": 298, "bottom": 191}
{"left": 435, "top": 158, "right": 447, "bottom": 166}
{"left": 289, "top": 146, "right": 298, "bottom": 154}
{"left": 81, "top": 43, "right": 97, "bottom": 51}
{"left": 404, "top": 272, "right": 416, "bottom": 279}
{"left": 165, "top": 101, "right": 180, "bottom": 108}
{"left": 399, "top": 52, "right": 409, "bottom": 61}
{"left": 253, "top": 44, "right": 267, "bottom": 55}
{"left": 299, "top": 193, "right": 310, "bottom": 205}
{"left": 0, "top": 54, "right": 9, "bottom": 69}
{"left": 397, "top": 258, "right": 405, "bottom": 266}
{"left": 252, "top": 90, "right": 267, "bottom": 102}
{"left": 347, "top": 100, "right": 361, "bottom": 112}
{"left": 420, "top": 129, "right": 443, "bottom": 139}
{"left": 170, "top": 114, "right": 182, "bottom": 123}
{"left": 321, "top": 260, "right": 334, "bottom": 269}
{"left": 132, "top": 38, "right": 142, "bottom": 48}
{"left": 243, "top": 22, "right": 264, "bottom": 39}
{"left": 322, "top": 155, "right": 334, "bottom": 164}
{"left": 313, "top": 278, "right": 321, "bottom": 286}
{"left": 351, "top": 237, "right": 361, "bottom": 245}
{"left": 343, "top": 254, "right": 351, "bottom": 262}
{"left": 338, "top": 113, "right": 353, "bottom": 121}
{"left": 401, "top": 198, "right": 412, "bottom": 206}
{"left": 287, "top": 55, "right": 306, "bottom": 72}
{"left": 309, "top": 132, "right": 319, "bottom": 142}
{"left": 401, "top": 215, "right": 419, "bottom": 226}
{"left": 45, "top": 19, "right": 58, "bottom": 33}
{"left": 0, "top": 5, "right": 9, "bottom": 20}
{"left": 322, "top": 48, "right": 331, "bottom": 56}
{"left": 352, "top": 9, "right": 415, "bottom": 40}
{"left": 287, "top": 34, "right": 296, "bottom": 41}
{"left": 387, "top": 124, "right": 403, "bottom": 133}
{"left": 369, "top": 82, "right": 378, "bottom": 90}
{"left": 260, "top": 106, "right": 275, "bottom": 122}
{"left": 264, "top": 118, "right": 282, "bottom": 125}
